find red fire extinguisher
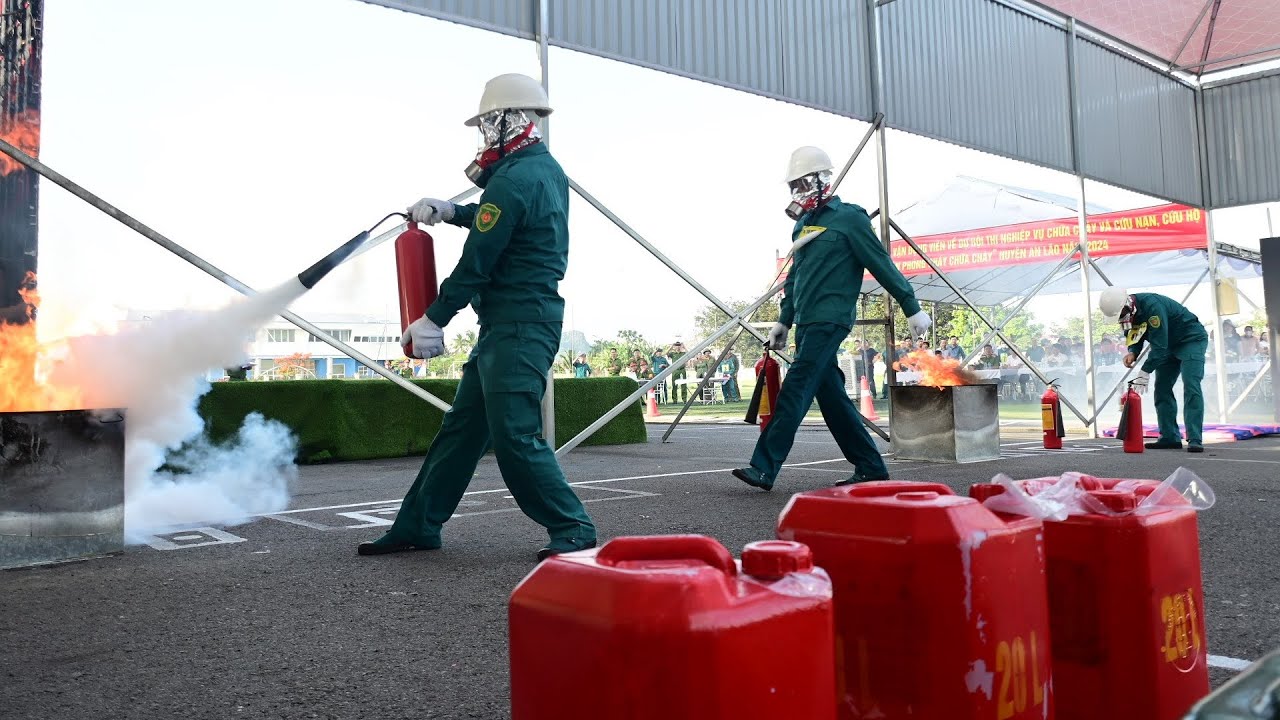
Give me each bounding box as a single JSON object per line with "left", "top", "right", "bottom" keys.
{"left": 1041, "top": 381, "right": 1065, "bottom": 449}
{"left": 1116, "top": 382, "right": 1145, "bottom": 453}
{"left": 395, "top": 221, "right": 439, "bottom": 358}
{"left": 746, "top": 349, "right": 782, "bottom": 431}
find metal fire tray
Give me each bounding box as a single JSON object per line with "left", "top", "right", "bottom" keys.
{"left": 889, "top": 384, "right": 1000, "bottom": 463}
{"left": 0, "top": 409, "right": 126, "bottom": 569}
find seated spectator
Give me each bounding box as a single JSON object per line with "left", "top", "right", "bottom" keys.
{"left": 1044, "top": 343, "right": 1068, "bottom": 367}
{"left": 975, "top": 344, "right": 1001, "bottom": 369}
{"left": 1241, "top": 326, "right": 1260, "bottom": 358}
{"left": 1028, "top": 338, "right": 1047, "bottom": 364}
{"left": 945, "top": 336, "right": 965, "bottom": 361}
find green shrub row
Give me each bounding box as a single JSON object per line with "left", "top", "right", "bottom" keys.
{"left": 198, "top": 377, "right": 648, "bottom": 464}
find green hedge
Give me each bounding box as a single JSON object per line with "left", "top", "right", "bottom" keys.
{"left": 197, "top": 377, "right": 647, "bottom": 464}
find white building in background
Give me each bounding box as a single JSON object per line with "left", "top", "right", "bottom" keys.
{"left": 246, "top": 313, "right": 407, "bottom": 380}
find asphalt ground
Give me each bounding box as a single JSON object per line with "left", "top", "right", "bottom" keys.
{"left": 3, "top": 422, "right": 1278, "bottom": 719}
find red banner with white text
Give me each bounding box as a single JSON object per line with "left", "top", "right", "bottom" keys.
{"left": 885, "top": 203, "right": 1207, "bottom": 276}
{"left": 774, "top": 203, "right": 1207, "bottom": 284}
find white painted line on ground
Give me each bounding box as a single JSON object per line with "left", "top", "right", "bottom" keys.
{"left": 1201, "top": 457, "right": 1280, "bottom": 465}
{"left": 1209, "top": 654, "right": 1254, "bottom": 671}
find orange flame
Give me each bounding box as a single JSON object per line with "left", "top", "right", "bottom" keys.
{"left": 0, "top": 273, "right": 84, "bottom": 412}
{"left": 0, "top": 110, "right": 41, "bottom": 177}
{"left": 893, "top": 349, "right": 983, "bottom": 388}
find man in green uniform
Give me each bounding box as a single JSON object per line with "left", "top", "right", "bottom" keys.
{"left": 733, "top": 146, "right": 931, "bottom": 491}
{"left": 605, "top": 348, "right": 624, "bottom": 376}
{"left": 1100, "top": 287, "right": 1208, "bottom": 453}
{"left": 720, "top": 350, "right": 741, "bottom": 402}
{"left": 359, "top": 73, "right": 596, "bottom": 560}
{"left": 667, "top": 341, "right": 688, "bottom": 404}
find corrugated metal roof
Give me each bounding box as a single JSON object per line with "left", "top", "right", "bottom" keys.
{"left": 1075, "top": 39, "right": 1203, "bottom": 206}
{"left": 1204, "top": 69, "right": 1280, "bottom": 208}
{"left": 880, "top": 0, "right": 1074, "bottom": 173}
{"left": 357, "top": 0, "right": 1279, "bottom": 208}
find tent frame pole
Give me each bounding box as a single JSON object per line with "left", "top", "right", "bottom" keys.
{"left": 1068, "top": 18, "right": 1100, "bottom": 438}
{"left": 888, "top": 217, "right": 1091, "bottom": 425}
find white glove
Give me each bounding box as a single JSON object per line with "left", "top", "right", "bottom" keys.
{"left": 907, "top": 311, "right": 932, "bottom": 340}
{"left": 1131, "top": 370, "right": 1150, "bottom": 395}
{"left": 408, "top": 198, "right": 455, "bottom": 226}
{"left": 400, "top": 315, "right": 445, "bottom": 359}
{"left": 767, "top": 322, "right": 789, "bottom": 352}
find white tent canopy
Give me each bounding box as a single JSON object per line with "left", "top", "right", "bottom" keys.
{"left": 862, "top": 176, "right": 1261, "bottom": 306}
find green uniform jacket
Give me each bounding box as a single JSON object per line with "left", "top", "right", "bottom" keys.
{"left": 720, "top": 354, "right": 740, "bottom": 376}
{"left": 1126, "top": 292, "right": 1209, "bottom": 373}
{"left": 426, "top": 144, "right": 567, "bottom": 328}
{"left": 779, "top": 197, "right": 921, "bottom": 329}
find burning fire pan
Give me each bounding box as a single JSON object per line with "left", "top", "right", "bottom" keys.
{"left": 0, "top": 409, "right": 125, "bottom": 569}
{"left": 889, "top": 384, "right": 1000, "bottom": 463}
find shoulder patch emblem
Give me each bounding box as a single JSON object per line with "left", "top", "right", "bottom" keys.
{"left": 475, "top": 203, "right": 502, "bottom": 232}
{"left": 799, "top": 225, "right": 827, "bottom": 237}
{"left": 1149, "top": 315, "right": 1161, "bottom": 328}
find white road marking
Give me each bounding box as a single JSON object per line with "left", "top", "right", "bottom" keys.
{"left": 1200, "top": 457, "right": 1280, "bottom": 465}
{"left": 1208, "top": 654, "right": 1254, "bottom": 671}
{"left": 143, "top": 527, "right": 247, "bottom": 551}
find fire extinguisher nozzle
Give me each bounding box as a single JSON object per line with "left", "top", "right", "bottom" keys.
{"left": 296, "top": 230, "right": 370, "bottom": 289}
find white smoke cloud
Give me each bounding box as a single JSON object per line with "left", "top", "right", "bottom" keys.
{"left": 48, "top": 279, "right": 307, "bottom": 541}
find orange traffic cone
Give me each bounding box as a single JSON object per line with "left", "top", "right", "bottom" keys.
{"left": 647, "top": 388, "right": 660, "bottom": 418}
{"left": 860, "top": 375, "right": 880, "bottom": 421}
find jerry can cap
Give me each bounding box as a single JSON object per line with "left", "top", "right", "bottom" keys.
{"left": 742, "top": 540, "right": 813, "bottom": 580}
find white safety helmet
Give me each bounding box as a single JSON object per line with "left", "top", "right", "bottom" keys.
{"left": 1098, "top": 286, "right": 1132, "bottom": 320}
{"left": 784, "top": 146, "right": 835, "bottom": 220}
{"left": 784, "top": 146, "right": 834, "bottom": 183}
{"left": 465, "top": 73, "right": 552, "bottom": 127}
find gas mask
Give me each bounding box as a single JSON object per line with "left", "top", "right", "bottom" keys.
{"left": 785, "top": 170, "right": 833, "bottom": 220}
{"left": 464, "top": 109, "right": 543, "bottom": 187}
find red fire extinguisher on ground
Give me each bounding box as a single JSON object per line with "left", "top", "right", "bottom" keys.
{"left": 746, "top": 349, "right": 782, "bottom": 431}
{"left": 395, "top": 222, "right": 439, "bottom": 358}
{"left": 1117, "top": 382, "right": 1145, "bottom": 453}
{"left": 1041, "top": 381, "right": 1065, "bottom": 449}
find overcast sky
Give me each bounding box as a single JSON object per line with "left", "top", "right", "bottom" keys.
{"left": 33, "top": 0, "right": 1277, "bottom": 347}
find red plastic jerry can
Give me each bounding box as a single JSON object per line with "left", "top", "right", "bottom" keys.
{"left": 970, "top": 476, "right": 1209, "bottom": 720}
{"left": 509, "top": 535, "right": 836, "bottom": 720}
{"left": 777, "top": 481, "right": 1054, "bottom": 720}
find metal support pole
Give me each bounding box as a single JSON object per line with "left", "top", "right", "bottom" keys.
{"left": 889, "top": 217, "right": 1091, "bottom": 425}
{"left": 1195, "top": 86, "right": 1230, "bottom": 423}
{"left": 0, "top": 137, "right": 453, "bottom": 414}
{"left": 868, "top": 0, "right": 897, "bottom": 393}
{"left": 1228, "top": 360, "right": 1271, "bottom": 415}
{"left": 1067, "top": 18, "right": 1099, "bottom": 438}
{"left": 556, "top": 280, "right": 787, "bottom": 457}
{"left": 661, "top": 337, "right": 740, "bottom": 441}
{"left": 961, "top": 250, "right": 1080, "bottom": 365}
{"left": 537, "top": 0, "right": 556, "bottom": 445}
{"left": 1076, "top": 178, "right": 1099, "bottom": 438}
{"left": 568, "top": 178, "right": 789, "bottom": 363}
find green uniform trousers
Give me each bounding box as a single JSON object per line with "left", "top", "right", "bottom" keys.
{"left": 1151, "top": 343, "right": 1207, "bottom": 446}
{"left": 748, "top": 322, "right": 888, "bottom": 484}
{"left": 384, "top": 322, "right": 595, "bottom": 546}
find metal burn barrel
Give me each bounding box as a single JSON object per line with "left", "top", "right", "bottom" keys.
{"left": 889, "top": 383, "right": 1000, "bottom": 463}
{"left": 0, "top": 409, "right": 125, "bottom": 569}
